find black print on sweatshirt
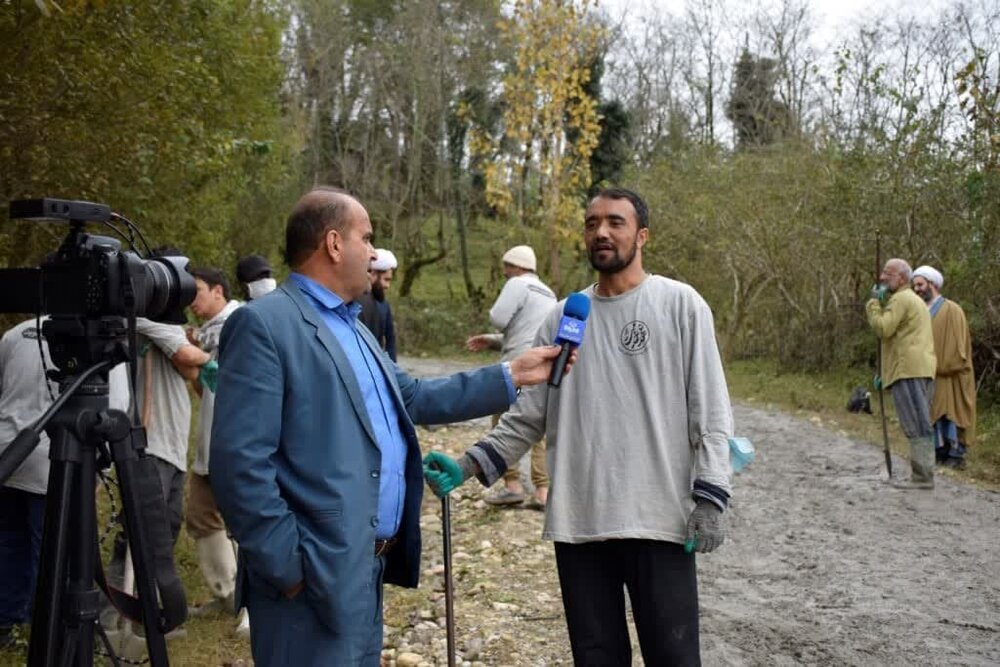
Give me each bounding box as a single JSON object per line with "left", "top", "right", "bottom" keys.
{"left": 619, "top": 320, "right": 649, "bottom": 355}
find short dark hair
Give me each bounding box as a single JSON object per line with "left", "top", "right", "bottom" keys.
{"left": 189, "top": 266, "right": 231, "bottom": 301}
{"left": 593, "top": 187, "right": 649, "bottom": 229}
{"left": 283, "top": 186, "right": 353, "bottom": 268}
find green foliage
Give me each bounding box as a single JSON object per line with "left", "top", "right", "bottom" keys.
{"left": 589, "top": 98, "right": 632, "bottom": 193}
{"left": 0, "top": 0, "right": 302, "bottom": 278}
{"left": 633, "top": 132, "right": 1000, "bottom": 395}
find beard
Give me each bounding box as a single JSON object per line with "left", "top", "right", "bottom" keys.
{"left": 371, "top": 280, "right": 386, "bottom": 302}
{"left": 588, "top": 240, "right": 638, "bottom": 274}
{"left": 917, "top": 289, "right": 933, "bottom": 303}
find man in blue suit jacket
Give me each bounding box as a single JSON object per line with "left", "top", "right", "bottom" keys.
{"left": 210, "top": 187, "right": 564, "bottom": 665}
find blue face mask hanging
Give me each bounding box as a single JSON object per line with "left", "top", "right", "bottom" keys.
{"left": 729, "top": 437, "right": 756, "bottom": 473}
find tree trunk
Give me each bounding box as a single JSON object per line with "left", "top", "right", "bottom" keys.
{"left": 399, "top": 211, "right": 447, "bottom": 298}
{"left": 455, "top": 194, "right": 480, "bottom": 306}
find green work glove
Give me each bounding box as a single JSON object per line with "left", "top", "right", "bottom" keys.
{"left": 423, "top": 452, "right": 465, "bottom": 498}
{"left": 872, "top": 374, "right": 882, "bottom": 391}
{"left": 684, "top": 500, "right": 726, "bottom": 554}
{"left": 869, "top": 283, "right": 888, "bottom": 305}
{"left": 198, "top": 360, "right": 219, "bottom": 393}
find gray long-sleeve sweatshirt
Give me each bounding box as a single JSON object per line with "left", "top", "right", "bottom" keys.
{"left": 467, "top": 275, "right": 733, "bottom": 544}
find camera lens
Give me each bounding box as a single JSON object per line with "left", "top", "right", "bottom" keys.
{"left": 135, "top": 256, "right": 197, "bottom": 324}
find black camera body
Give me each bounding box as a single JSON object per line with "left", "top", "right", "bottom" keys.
{"left": 1, "top": 198, "right": 196, "bottom": 375}
{"left": 41, "top": 230, "right": 193, "bottom": 323}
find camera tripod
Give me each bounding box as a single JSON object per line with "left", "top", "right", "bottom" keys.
{"left": 0, "top": 358, "right": 185, "bottom": 667}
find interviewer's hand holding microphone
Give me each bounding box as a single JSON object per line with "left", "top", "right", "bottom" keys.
{"left": 424, "top": 293, "right": 590, "bottom": 496}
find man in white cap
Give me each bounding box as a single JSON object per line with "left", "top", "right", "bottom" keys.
{"left": 912, "top": 265, "right": 976, "bottom": 468}
{"left": 359, "top": 248, "right": 398, "bottom": 360}
{"left": 466, "top": 245, "right": 557, "bottom": 508}
{"left": 867, "top": 258, "right": 937, "bottom": 489}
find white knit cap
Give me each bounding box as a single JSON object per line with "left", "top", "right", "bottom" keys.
{"left": 371, "top": 248, "right": 398, "bottom": 272}
{"left": 913, "top": 265, "right": 943, "bottom": 289}
{"left": 502, "top": 245, "right": 536, "bottom": 272}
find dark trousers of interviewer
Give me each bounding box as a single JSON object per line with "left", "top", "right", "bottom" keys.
{"left": 554, "top": 538, "right": 700, "bottom": 666}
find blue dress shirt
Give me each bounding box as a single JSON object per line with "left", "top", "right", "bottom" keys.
{"left": 290, "top": 273, "right": 407, "bottom": 539}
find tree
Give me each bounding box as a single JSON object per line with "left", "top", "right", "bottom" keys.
{"left": 290, "top": 0, "right": 502, "bottom": 297}
{"left": 579, "top": 54, "right": 632, "bottom": 193}
{"left": 604, "top": 9, "right": 692, "bottom": 162}
{"left": 726, "top": 48, "right": 794, "bottom": 148}
{"left": 472, "top": 0, "right": 604, "bottom": 288}
{"left": 683, "top": 0, "right": 728, "bottom": 145}
{"left": 0, "top": 0, "right": 297, "bottom": 276}
{"left": 753, "top": 0, "right": 816, "bottom": 140}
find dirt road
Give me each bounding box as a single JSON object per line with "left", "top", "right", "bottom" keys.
{"left": 387, "top": 357, "right": 1000, "bottom": 666}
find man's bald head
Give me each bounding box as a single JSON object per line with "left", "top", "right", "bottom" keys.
{"left": 284, "top": 187, "right": 357, "bottom": 268}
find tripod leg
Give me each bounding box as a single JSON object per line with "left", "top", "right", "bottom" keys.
{"left": 107, "top": 425, "right": 171, "bottom": 666}
{"left": 28, "top": 421, "right": 103, "bottom": 667}
{"left": 65, "top": 449, "right": 99, "bottom": 667}
{"left": 27, "top": 435, "right": 75, "bottom": 666}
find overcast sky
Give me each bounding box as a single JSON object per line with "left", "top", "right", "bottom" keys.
{"left": 598, "top": 0, "right": 953, "bottom": 49}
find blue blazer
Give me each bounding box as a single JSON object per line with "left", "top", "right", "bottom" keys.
{"left": 209, "top": 282, "right": 511, "bottom": 634}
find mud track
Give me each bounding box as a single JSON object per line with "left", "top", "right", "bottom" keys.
{"left": 385, "top": 357, "right": 999, "bottom": 666}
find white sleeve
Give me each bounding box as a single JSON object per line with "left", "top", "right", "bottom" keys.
{"left": 135, "top": 318, "right": 188, "bottom": 358}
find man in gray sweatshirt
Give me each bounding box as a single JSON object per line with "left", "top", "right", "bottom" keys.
{"left": 426, "top": 187, "right": 733, "bottom": 665}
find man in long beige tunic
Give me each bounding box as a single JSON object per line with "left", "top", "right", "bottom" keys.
{"left": 912, "top": 265, "right": 976, "bottom": 469}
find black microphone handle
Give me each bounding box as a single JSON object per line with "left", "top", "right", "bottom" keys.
{"left": 547, "top": 342, "right": 573, "bottom": 388}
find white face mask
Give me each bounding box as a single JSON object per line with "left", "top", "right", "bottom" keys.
{"left": 247, "top": 277, "right": 277, "bottom": 300}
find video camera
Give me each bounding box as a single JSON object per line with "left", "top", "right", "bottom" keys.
{"left": 0, "top": 198, "right": 195, "bottom": 665}
{"left": 0, "top": 197, "right": 196, "bottom": 373}
{"left": 3, "top": 197, "right": 194, "bottom": 322}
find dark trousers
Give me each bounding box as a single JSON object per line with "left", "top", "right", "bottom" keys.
{"left": 0, "top": 487, "right": 46, "bottom": 626}
{"left": 554, "top": 539, "right": 701, "bottom": 666}
{"left": 149, "top": 456, "right": 185, "bottom": 545}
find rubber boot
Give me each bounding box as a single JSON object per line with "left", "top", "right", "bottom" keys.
{"left": 893, "top": 436, "right": 935, "bottom": 489}
{"left": 190, "top": 531, "right": 237, "bottom": 616}
{"left": 234, "top": 607, "right": 250, "bottom": 639}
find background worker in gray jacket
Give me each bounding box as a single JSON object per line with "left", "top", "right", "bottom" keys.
{"left": 466, "top": 245, "right": 556, "bottom": 508}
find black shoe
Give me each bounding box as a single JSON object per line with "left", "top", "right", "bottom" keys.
{"left": 943, "top": 457, "right": 966, "bottom": 470}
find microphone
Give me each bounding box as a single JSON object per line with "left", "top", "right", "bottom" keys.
{"left": 548, "top": 292, "right": 591, "bottom": 388}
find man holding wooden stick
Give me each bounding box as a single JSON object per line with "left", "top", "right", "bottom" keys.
{"left": 866, "top": 258, "right": 937, "bottom": 489}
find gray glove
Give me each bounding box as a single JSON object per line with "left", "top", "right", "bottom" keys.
{"left": 684, "top": 499, "right": 726, "bottom": 553}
